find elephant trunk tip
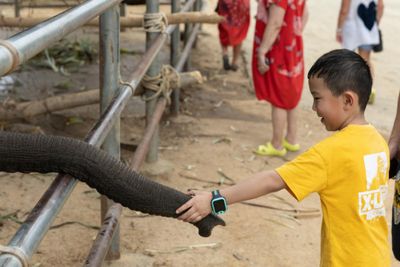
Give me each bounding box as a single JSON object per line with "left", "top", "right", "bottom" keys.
{"left": 195, "top": 215, "right": 226, "bottom": 237}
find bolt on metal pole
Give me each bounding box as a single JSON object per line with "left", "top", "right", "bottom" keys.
{"left": 144, "top": 0, "right": 161, "bottom": 163}
{"left": 99, "top": 4, "right": 121, "bottom": 261}
{"left": 170, "top": 0, "right": 181, "bottom": 116}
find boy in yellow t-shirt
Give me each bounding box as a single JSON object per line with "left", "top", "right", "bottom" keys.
{"left": 176, "top": 49, "right": 391, "bottom": 266}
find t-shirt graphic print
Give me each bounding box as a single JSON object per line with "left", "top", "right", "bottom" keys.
{"left": 360, "top": 152, "right": 389, "bottom": 221}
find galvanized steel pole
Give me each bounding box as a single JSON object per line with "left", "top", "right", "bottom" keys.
{"left": 99, "top": 5, "right": 121, "bottom": 261}
{"left": 170, "top": 0, "right": 181, "bottom": 116}
{"left": 183, "top": 0, "right": 193, "bottom": 71}
{"left": 144, "top": 0, "right": 161, "bottom": 163}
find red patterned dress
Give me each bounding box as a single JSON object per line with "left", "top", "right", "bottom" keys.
{"left": 217, "top": 0, "right": 250, "bottom": 46}
{"left": 252, "top": 0, "right": 306, "bottom": 109}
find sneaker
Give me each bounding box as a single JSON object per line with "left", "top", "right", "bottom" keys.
{"left": 254, "top": 142, "right": 287, "bottom": 157}
{"left": 283, "top": 138, "right": 300, "bottom": 152}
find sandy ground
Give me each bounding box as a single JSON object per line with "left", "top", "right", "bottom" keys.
{"left": 1, "top": 1, "right": 400, "bottom": 266}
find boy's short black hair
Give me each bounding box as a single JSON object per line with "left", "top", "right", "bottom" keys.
{"left": 307, "top": 49, "right": 372, "bottom": 111}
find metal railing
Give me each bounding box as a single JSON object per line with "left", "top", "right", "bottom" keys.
{"left": 0, "top": 0, "right": 203, "bottom": 266}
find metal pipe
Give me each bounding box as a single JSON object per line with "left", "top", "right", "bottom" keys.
{"left": 84, "top": 98, "right": 167, "bottom": 267}
{"left": 131, "top": 98, "right": 167, "bottom": 170}
{"left": 83, "top": 204, "right": 123, "bottom": 267}
{"left": 170, "top": 0, "right": 181, "bottom": 115}
{"left": 176, "top": 23, "right": 200, "bottom": 72}
{"left": 14, "top": 0, "right": 19, "bottom": 17}
{"left": 84, "top": 1, "right": 199, "bottom": 263}
{"left": 144, "top": 0, "right": 161, "bottom": 163}
{"left": 183, "top": 0, "right": 193, "bottom": 71}
{"left": 98, "top": 5, "right": 121, "bottom": 261}
{"left": 0, "top": 21, "right": 167, "bottom": 267}
{"left": 0, "top": 0, "right": 123, "bottom": 76}
{"left": 0, "top": 0, "right": 199, "bottom": 265}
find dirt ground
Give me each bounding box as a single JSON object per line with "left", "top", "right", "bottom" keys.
{"left": 1, "top": 1, "right": 400, "bottom": 267}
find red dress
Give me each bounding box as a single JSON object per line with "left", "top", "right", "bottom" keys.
{"left": 252, "top": 0, "right": 305, "bottom": 109}
{"left": 217, "top": 0, "right": 250, "bottom": 46}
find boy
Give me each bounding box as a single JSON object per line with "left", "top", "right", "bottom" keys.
{"left": 176, "top": 49, "right": 391, "bottom": 266}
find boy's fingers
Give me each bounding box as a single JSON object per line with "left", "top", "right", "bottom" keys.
{"left": 193, "top": 215, "right": 203, "bottom": 223}
{"left": 177, "top": 208, "right": 192, "bottom": 221}
{"left": 176, "top": 199, "right": 193, "bottom": 214}
{"left": 186, "top": 211, "right": 200, "bottom": 223}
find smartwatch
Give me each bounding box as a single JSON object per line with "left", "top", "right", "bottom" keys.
{"left": 211, "top": 190, "right": 227, "bottom": 215}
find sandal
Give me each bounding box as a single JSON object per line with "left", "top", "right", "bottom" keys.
{"left": 283, "top": 138, "right": 300, "bottom": 152}
{"left": 254, "top": 142, "right": 287, "bottom": 157}
{"left": 368, "top": 89, "right": 376, "bottom": 105}
{"left": 230, "top": 64, "right": 238, "bottom": 72}
{"left": 222, "top": 55, "right": 230, "bottom": 70}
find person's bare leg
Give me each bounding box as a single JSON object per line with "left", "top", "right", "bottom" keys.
{"left": 286, "top": 107, "right": 297, "bottom": 144}
{"left": 232, "top": 43, "right": 242, "bottom": 67}
{"left": 271, "top": 106, "right": 286, "bottom": 149}
{"left": 222, "top": 45, "right": 229, "bottom": 57}
{"left": 358, "top": 48, "right": 373, "bottom": 77}
{"left": 222, "top": 45, "right": 230, "bottom": 70}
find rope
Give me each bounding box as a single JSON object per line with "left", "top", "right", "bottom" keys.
{"left": 0, "top": 244, "right": 29, "bottom": 267}
{"left": 141, "top": 65, "right": 180, "bottom": 105}
{"left": 143, "top": 12, "right": 168, "bottom": 33}
{"left": 0, "top": 40, "right": 20, "bottom": 74}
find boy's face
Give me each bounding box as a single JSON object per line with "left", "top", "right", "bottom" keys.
{"left": 309, "top": 77, "right": 347, "bottom": 131}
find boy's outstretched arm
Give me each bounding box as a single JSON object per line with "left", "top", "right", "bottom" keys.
{"left": 176, "top": 170, "right": 287, "bottom": 223}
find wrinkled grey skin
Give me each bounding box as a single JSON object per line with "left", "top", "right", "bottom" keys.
{"left": 0, "top": 131, "right": 225, "bottom": 237}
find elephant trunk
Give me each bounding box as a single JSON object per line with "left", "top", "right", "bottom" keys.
{"left": 0, "top": 131, "right": 225, "bottom": 237}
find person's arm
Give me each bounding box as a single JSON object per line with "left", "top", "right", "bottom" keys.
{"left": 336, "top": 0, "right": 350, "bottom": 43}
{"left": 389, "top": 92, "right": 400, "bottom": 159}
{"left": 377, "top": 0, "right": 384, "bottom": 24}
{"left": 176, "top": 170, "right": 287, "bottom": 223}
{"left": 257, "top": 4, "right": 285, "bottom": 75}
{"left": 302, "top": 3, "right": 309, "bottom": 32}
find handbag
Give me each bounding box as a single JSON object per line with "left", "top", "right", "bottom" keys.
{"left": 372, "top": 29, "right": 383, "bottom": 53}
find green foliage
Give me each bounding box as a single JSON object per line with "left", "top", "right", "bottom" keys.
{"left": 28, "top": 38, "right": 97, "bottom": 75}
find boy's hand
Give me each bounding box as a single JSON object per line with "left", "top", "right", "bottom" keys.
{"left": 176, "top": 190, "right": 213, "bottom": 223}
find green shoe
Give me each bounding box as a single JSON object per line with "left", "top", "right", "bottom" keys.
{"left": 368, "top": 89, "right": 376, "bottom": 105}
{"left": 254, "top": 142, "right": 287, "bottom": 157}
{"left": 283, "top": 139, "right": 300, "bottom": 152}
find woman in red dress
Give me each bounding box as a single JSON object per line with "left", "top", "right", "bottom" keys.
{"left": 217, "top": 0, "right": 250, "bottom": 71}
{"left": 252, "top": 0, "right": 308, "bottom": 157}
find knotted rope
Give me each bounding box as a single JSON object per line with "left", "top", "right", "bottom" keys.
{"left": 0, "top": 244, "right": 29, "bottom": 267}
{"left": 141, "top": 65, "right": 180, "bottom": 104}
{"left": 143, "top": 12, "right": 168, "bottom": 33}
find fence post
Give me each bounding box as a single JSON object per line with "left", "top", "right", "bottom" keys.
{"left": 183, "top": 0, "right": 192, "bottom": 71}
{"left": 99, "top": 4, "right": 121, "bottom": 261}
{"left": 144, "top": 0, "right": 161, "bottom": 163}
{"left": 170, "top": 0, "right": 181, "bottom": 116}
{"left": 14, "top": 0, "right": 20, "bottom": 17}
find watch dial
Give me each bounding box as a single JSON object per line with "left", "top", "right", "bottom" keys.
{"left": 214, "top": 199, "right": 226, "bottom": 212}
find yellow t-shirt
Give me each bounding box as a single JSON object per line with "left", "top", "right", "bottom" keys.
{"left": 276, "top": 124, "right": 390, "bottom": 267}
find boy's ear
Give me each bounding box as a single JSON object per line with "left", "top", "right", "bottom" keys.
{"left": 342, "top": 91, "right": 357, "bottom": 109}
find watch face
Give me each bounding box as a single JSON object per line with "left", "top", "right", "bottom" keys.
{"left": 213, "top": 198, "right": 226, "bottom": 213}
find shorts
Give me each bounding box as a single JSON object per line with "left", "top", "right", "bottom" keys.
{"left": 358, "top": 44, "right": 373, "bottom": 52}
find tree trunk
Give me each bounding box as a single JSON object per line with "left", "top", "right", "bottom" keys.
{"left": 0, "top": 12, "right": 224, "bottom": 28}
